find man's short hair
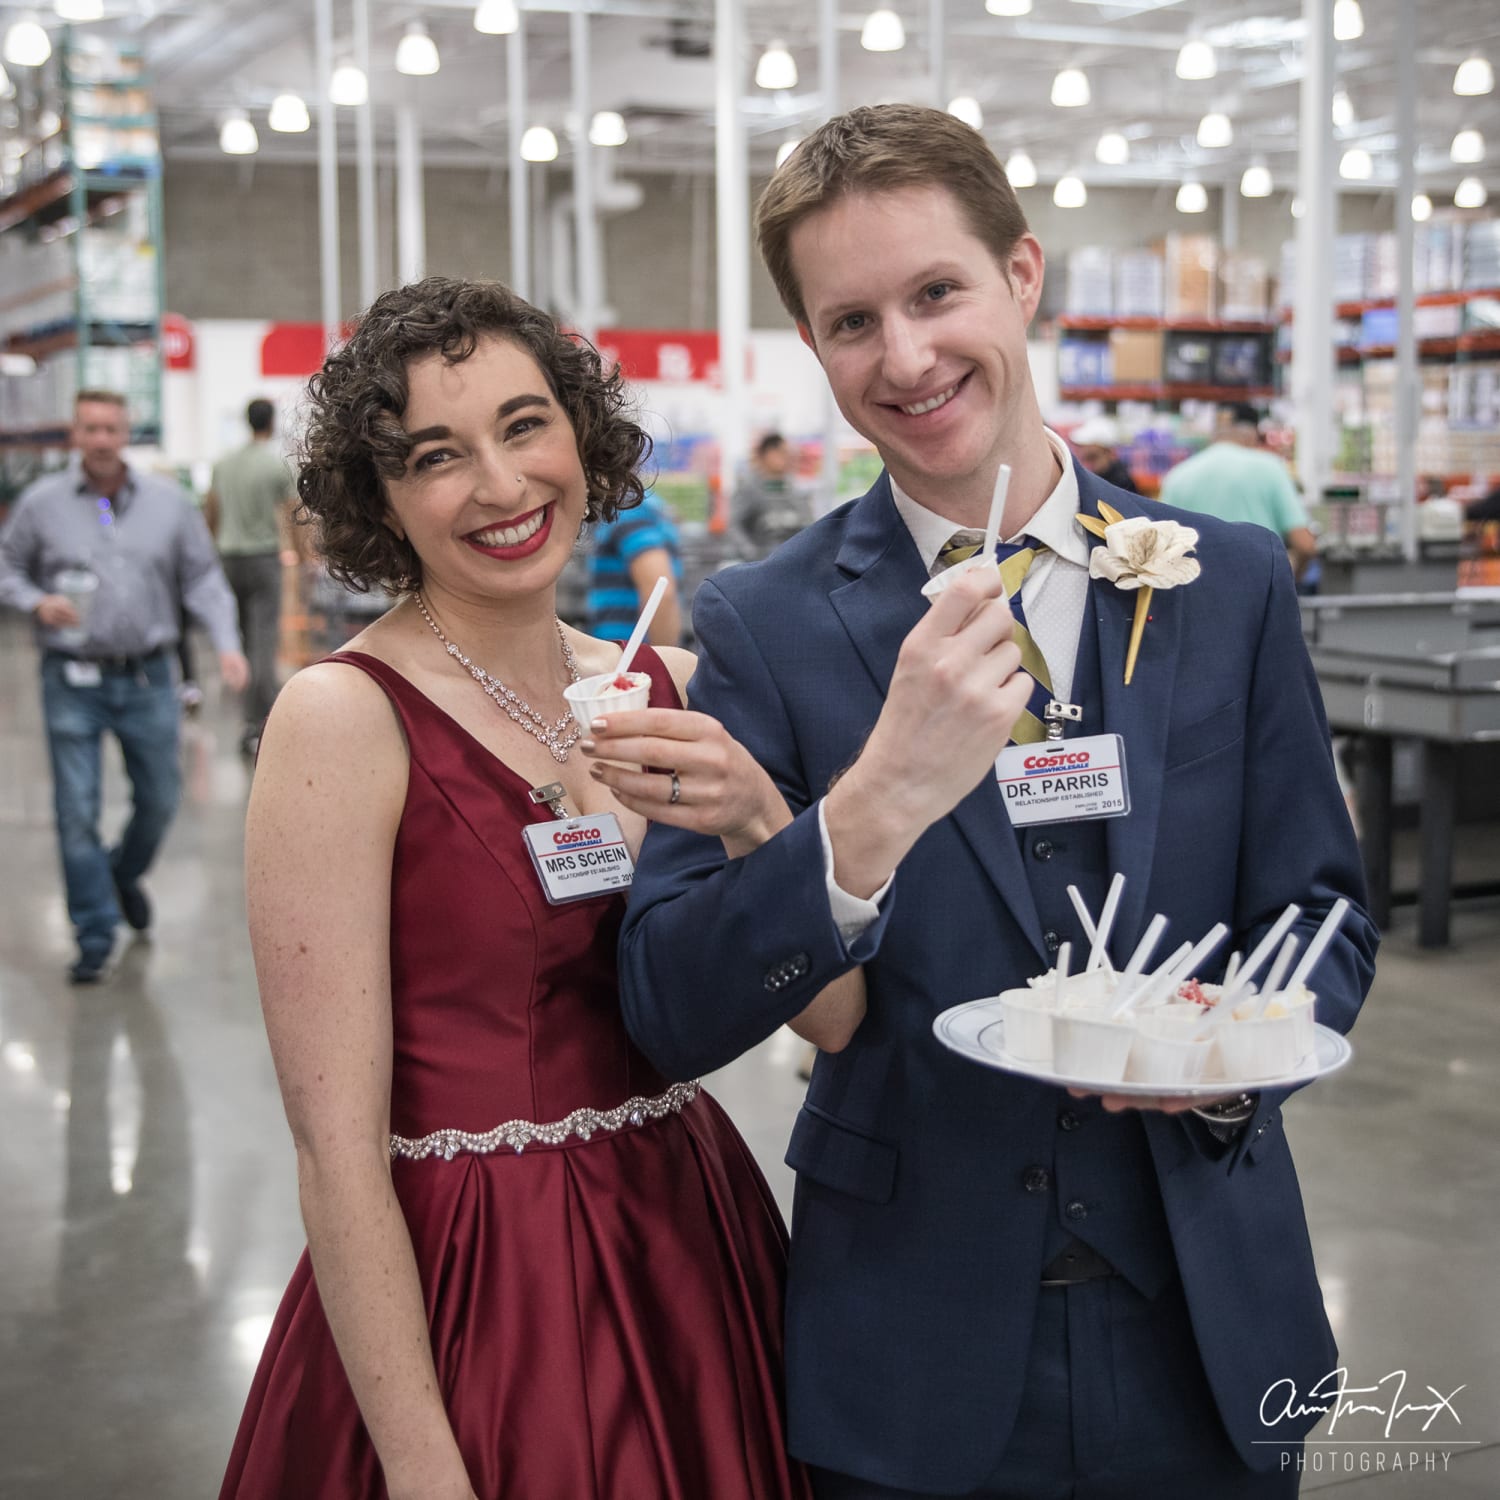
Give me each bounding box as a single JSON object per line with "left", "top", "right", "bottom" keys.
{"left": 75, "top": 389, "right": 128, "bottom": 410}
{"left": 755, "top": 103, "right": 1030, "bottom": 329}
{"left": 1224, "top": 401, "right": 1263, "bottom": 429}
{"left": 755, "top": 432, "right": 787, "bottom": 459}
{"left": 247, "top": 398, "right": 276, "bottom": 434}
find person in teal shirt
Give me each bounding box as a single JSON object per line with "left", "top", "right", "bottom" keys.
{"left": 1161, "top": 404, "right": 1318, "bottom": 579}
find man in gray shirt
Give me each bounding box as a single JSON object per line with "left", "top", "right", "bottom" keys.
{"left": 730, "top": 432, "right": 815, "bottom": 560}
{"left": 0, "top": 388, "right": 248, "bottom": 983}
{"left": 206, "top": 397, "right": 296, "bottom": 753}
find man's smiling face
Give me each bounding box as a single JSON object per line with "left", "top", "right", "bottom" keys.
{"left": 791, "top": 183, "right": 1045, "bottom": 518}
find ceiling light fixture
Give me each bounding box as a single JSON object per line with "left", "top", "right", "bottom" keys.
{"left": 589, "top": 110, "right": 627, "bottom": 147}
{"left": 55, "top": 0, "right": 104, "bottom": 21}
{"left": 268, "top": 93, "right": 310, "bottom": 132}
{"left": 1339, "top": 146, "right": 1372, "bottom": 180}
{"left": 1095, "top": 130, "right": 1129, "bottom": 165}
{"left": 1175, "top": 39, "right": 1216, "bottom": 81}
{"left": 1176, "top": 180, "right": 1208, "bottom": 213}
{"left": 985, "top": 0, "right": 1032, "bottom": 14}
{"left": 220, "top": 111, "right": 259, "bottom": 156}
{"left": 1333, "top": 0, "right": 1363, "bottom": 41}
{"left": 329, "top": 63, "right": 368, "bottom": 107}
{"left": 520, "top": 124, "right": 558, "bottom": 162}
{"left": 948, "top": 95, "right": 983, "bottom": 129}
{"left": 860, "top": 9, "right": 905, "bottom": 51}
{"left": 1053, "top": 174, "right": 1087, "bottom": 208}
{"left": 1050, "top": 68, "right": 1089, "bottom": 108}
{"left": 1410, "top": 192, "right": 1433, "bottom": 222}
{"left": 1332, "top": 89, "right": 1355, "bottom": 128}
{"left": 473, "top": 0, "right": 519, "bottom": 34}
{"left": 1196, "top": 112, "right": 1233, "bottom": 148}
{"left": 1453, "top": 56, "right": 1494, "bottom": 97}
{"left": 1240, "top": 159, "right": 1273, "bottom": 197}
{"left": 775, "top": 138, "right": 801, "bottom": 168}
{"left": 3, "top": 18, "right": 52, "bottom": 68}
{"left": 1454, "top": 176, "right": 1488, "bottom": 209}
{"left": 395, "top": 22, "right": 440, "bottom": 75}
{"left": 755, "top": 39, "right": 797, "bottom": 90}
{"left": 1451, "top": 128, "right": 1485, "bottom": 164}
{"left": 1004, "top": 149, "right": 1037, "bottom": 187}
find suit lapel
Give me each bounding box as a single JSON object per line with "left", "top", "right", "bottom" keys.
{"left": 1078, "top": 467, "right": 1183, "bottom": 949}
{"left": 830, "top": 475, "right": 1048, "bottom": 965}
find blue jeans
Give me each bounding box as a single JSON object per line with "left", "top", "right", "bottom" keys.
{"left": 42, "top": 652, "right": 181, "bottom": 959}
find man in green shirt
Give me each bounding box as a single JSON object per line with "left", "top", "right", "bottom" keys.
{"left": 1160, "top": 404, "right": 1318, "bottom": 579}
{"left": 206, "top": 398, "right": 296, "bottom": 752}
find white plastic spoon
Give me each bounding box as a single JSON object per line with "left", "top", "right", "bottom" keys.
{"left": 614, "top": 575, "right": 670, "bottom": 681}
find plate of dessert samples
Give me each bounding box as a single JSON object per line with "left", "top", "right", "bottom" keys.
{"left": 932, "top": 877, "right": 1355, "bottom": 1098}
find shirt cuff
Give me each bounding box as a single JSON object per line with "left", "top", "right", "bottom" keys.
{"left": 818, "top": 798, "right": 894, "bottom": 945}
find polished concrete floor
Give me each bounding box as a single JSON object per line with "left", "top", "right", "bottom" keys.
{"left": 1, "top": 615, "right": 1497, "bottom": 1498}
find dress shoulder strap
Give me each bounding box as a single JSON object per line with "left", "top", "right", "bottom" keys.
{"left": 632, "top": 643, "right": 685, "bottom": 711}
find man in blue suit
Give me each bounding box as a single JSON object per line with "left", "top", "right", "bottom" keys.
{"left": 604, "top": 105, "right": 1377, "bottom": 1497}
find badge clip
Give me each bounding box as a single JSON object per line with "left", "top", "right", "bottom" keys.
{"left": 529, "top": 782, "right": 571, "bottom": 820}
{"left": 1043, "top": 700, "right": 1082, "bottom": 744}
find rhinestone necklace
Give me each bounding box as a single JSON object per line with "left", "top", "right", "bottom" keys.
{"left": 414, "top": 593, "right": 582, "bottom": 763}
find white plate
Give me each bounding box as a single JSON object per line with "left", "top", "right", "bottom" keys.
{"left": 932, "top": 996, "right": 1353, "bottom": 1098}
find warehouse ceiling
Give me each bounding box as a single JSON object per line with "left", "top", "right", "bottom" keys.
{"left": 4, "top": 0, "right": 1500, "bottom": 198}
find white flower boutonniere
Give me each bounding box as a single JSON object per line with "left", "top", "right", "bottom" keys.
{"left": 1078, "top": 501, "right": 1201, "bottom": 684}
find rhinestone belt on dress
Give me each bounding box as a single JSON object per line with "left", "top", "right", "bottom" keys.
{"left": 389, "top": 1080, "right": 701, "bottom": 1162}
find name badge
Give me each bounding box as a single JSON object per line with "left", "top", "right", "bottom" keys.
{"left": 995, "top": 733, "right": 1131, "bottom": 826}
{"left": 522, "top": 814, "right": 635, "bottom": 904}
{"left": 63, "top": 660, "right": 103, "bottom": 688}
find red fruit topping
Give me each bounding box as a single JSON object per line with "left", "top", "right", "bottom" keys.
{"left": 1177, "top": 979, "right": 1210, "bottom": 1008}
{"left": 611, "top": 674, "right": 635, "bottom": 692}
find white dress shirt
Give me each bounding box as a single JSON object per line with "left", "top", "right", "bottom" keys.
{"left": 820, "top": 428, "right": 1093, "bottom": 940}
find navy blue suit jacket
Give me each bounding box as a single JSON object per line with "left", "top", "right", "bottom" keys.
{"left": 619, "top": 464, "right": 1378, "bottom": 1491}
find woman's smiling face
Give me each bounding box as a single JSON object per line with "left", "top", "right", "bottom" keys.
{"left": 383, "top": 334, "right": 589, "bottom": 601}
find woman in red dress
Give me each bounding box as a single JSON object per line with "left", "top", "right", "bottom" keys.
{"left": 220, "top": 279, "right": 862, "bottom": 1500}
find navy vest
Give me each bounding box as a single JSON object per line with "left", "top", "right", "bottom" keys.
{"left": 1022, "top": 587, "right": 1176, "bottom": 1297}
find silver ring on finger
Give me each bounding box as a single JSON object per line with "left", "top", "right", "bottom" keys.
{"left": 669, "top": 770, "right": 682, "bottom": 805}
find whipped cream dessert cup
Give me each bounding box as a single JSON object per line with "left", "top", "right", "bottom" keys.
{"left": 919, "top": 551, "right": 998, "bottom": 601}
{"left": 999, "top": 988, "right": 1054, "bottom": 1065}
{"left": 563, "top": 669, "right": 652, "bottom": 735}
{"left": 1052, "top": 1012, "right": 1134, "bottom": 1083}
{"left": 1272, "top": 985, "right": 1318, "bottom": 1056}
{"left": 1216, "top": 1009, "right": 1306, "bottom": 1082}
{"left": 1125, "top": 1016, "right": 1214, "bottom": 1088}
{"left": 1029, "top": 967, "right": 1116, "bottom": 1015}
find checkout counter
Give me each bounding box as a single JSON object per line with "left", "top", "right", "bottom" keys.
{"left": 1301, "top": 588, "right": 1500, "bottom": 947}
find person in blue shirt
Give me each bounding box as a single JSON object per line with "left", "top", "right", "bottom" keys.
{"left": 586, "top": 490, "right": 684, "bottom": 645}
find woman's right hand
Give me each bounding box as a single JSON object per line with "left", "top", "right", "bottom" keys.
{"left": 580, "top": 707, "right": 793, "bottom": 859}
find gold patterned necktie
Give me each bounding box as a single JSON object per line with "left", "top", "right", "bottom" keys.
{"left": 932, "top": 532, "right": 1054, "bottom": 744}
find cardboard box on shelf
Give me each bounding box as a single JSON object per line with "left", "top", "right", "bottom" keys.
{"left": 1059, "top": 336, "right": 1112, "bottom": 387}
{"left": 1165, "top": 234, "right": 1218, "bottom": 320}
{"left": 1065, "top": 247, "right": 1115, "bottom": 317}
{"left": 1114, "top": 251, "right": 1165, "bottom": 318}
{"left": 1220, "top": 254, "right": 1269, "bottom": 322}
{"left": 1108, "top": 328, "right": 1164, "bottom": 384}
{"left": 1163, "top": 331, "right": 1215, "bottom": 384}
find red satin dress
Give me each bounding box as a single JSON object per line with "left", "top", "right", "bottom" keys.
{"left": 221, "top": 646, "right": 810, "bottom": 1500}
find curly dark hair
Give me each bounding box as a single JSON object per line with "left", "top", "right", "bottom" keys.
{"left": 297, "top": 277, "right": 652, "bottom": 593}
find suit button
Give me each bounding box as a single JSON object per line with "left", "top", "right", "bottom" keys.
{"left": 1033, "top": 839, "right": 1054, "bottom": 862}
{"left": 1065, "top": 1199, "right": 1088, "bottom": 1222}
{"left": 788, "top": 952, "right": 811, "bottom": 977}
{"left": 1022, "top": 1166, "right": 1050, "bottom": 1194}
{"left": 1043, "top": 930, "right": 1061, "bottom": 954}
{"left": 1058, "top": 1111, "right": 1082, "bottom": 1132}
